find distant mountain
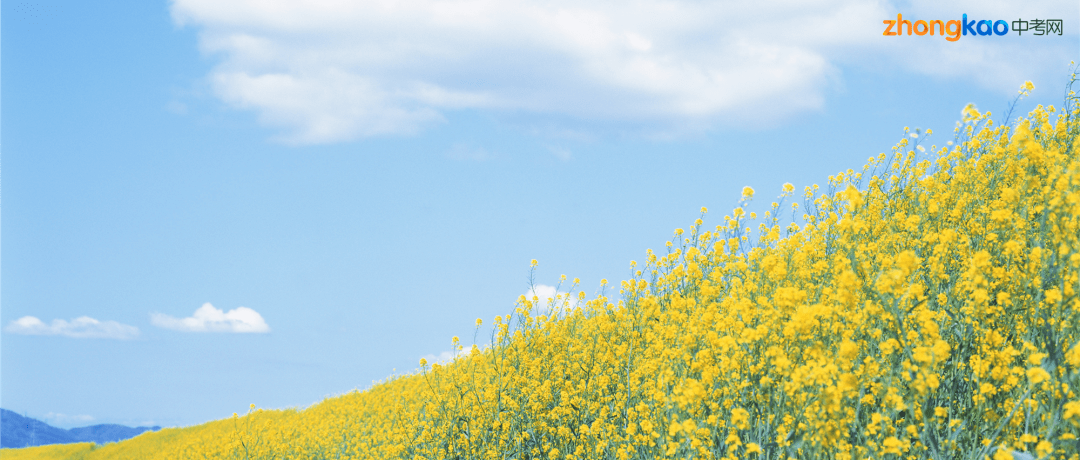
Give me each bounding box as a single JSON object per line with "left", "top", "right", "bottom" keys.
{"left": 0, "top": 409, "right": 160, "bottom": 448}
{"left": 0, "top": 410, "right": 73, "bottom": 448}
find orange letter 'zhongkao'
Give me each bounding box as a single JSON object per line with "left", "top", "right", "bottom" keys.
{"left": 883, "top": 19, "right": 896, "bottom": 35}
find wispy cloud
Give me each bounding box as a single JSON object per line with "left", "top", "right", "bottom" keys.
{"left": 547, "top": 146, "right": 572, "bottom": 161}
{"left": 5, "top": 316, "right": 140, "bottom": 339}
{"left": 42, "top": 413, "right": 95, "bottom": 427}
{"left": 446, "top": 143, "right": 495, "bottom": 161}
{"left": 151, "top": 303, "right": 270, "bottom": 333}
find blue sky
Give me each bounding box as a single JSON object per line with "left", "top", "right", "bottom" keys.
{"left": 2, "top": 0, "right": 1077, "bottom": 428}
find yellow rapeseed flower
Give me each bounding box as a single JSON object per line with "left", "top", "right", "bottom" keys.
{"left": 45, "top": 75, "right": 1080, "bottom": 460}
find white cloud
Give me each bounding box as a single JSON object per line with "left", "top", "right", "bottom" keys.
{"left": 420, "top": 350, "right": 458, "bottom": 366}
{"left": 524, "top": 284, "right": 581, "bottom": 315}
{"left": 151, "top": 303, "right": 270, "bottom": 333}
{"left": 418, "top": 283, "right": 581, "bottom": 368}
{"left": 42, "top": 413, "right": 95, "bottom": 427}
{"left": 5, "top": 316, "right": 140, "bottom": 339}
{"left": 171, "top": 0, "right": 1077, "bottom": 144}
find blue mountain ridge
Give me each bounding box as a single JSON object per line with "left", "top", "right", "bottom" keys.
{"left": 1, "top": 408, "right": 160, "bottom": 448}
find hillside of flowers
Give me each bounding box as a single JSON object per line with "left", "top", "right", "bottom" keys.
{"left": 5, "top": 76, "right": 1080, "bottom": 460}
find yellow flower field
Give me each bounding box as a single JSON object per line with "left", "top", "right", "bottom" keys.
{"left": 4, "top": 73, "right": 1080, "bottom": 460}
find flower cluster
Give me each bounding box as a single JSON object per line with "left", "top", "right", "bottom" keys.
{"left": 6, "top": 73, "right": 1080, "bottom": 460}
